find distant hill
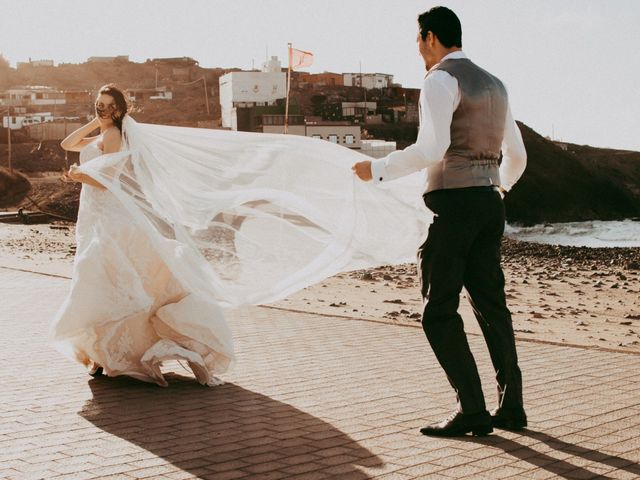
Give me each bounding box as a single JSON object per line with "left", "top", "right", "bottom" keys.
{"left": 506, "top": 123, "right": 640, "bottom": 225}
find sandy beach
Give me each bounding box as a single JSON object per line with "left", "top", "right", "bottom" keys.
{"left": 1, "top": 222, "right": 638, "bottom": 353}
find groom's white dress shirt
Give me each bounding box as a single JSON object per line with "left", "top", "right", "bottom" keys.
{"left": 370, "top": 51, "right": 527, "bottom": 192}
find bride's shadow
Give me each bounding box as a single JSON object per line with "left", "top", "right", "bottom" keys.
{"left": 80, "top": 373, "right": 382, "bottom": 479}
{"left": 460, "top": 429, "right": 640, "bottom": 479}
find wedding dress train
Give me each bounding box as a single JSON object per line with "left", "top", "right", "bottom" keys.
{"left": 51, "top": 117, "right": 431, "bottom": 386}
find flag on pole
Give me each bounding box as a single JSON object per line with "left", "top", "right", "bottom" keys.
{"left": 289, "top": 47, "right": 314, "bottom": 70}
{"left": 285, "top": 45, "right": 313, "bottom": 134}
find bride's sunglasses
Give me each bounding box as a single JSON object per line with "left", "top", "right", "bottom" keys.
{"left": 95, "top": 101, "right": 119, "bottom": 118}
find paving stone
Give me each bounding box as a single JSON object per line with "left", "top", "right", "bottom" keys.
{"left": 1, "top": 267, "right": 640, "bottom": 479}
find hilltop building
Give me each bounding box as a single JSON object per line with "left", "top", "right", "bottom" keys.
{"left": 343, "top": 73, "right": 394, "bottom": 89}
{"left": 219, "top": 56, "right": 286, "bottom": 130}
{"left": 16, "top": 59, "right": 54, "bottom": 68}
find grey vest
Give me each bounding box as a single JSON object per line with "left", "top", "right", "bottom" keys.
{"left": 425, "top": 58, "right": 508, "bottom": 193}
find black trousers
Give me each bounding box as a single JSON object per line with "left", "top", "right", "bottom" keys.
{"left": 419, "top": 187, "right": 523, "bottom": 414}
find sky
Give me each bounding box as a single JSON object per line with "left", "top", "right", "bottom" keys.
{"left": 1, "top": 0, "right": 639, "bottom": 151}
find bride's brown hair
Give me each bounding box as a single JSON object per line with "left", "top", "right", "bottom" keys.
{"left": 97, "top": 84, "right": 130, "bottom": 132}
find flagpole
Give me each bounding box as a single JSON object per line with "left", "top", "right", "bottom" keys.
{"left": 284, "top": 42, "right": 292, "bottom": 134}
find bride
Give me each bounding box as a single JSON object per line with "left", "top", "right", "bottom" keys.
{"left": 52, "top": 84, "right": 431, "bottom": 387}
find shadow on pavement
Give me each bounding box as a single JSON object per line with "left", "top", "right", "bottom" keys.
{"left": 466, "top": 428, "right": 640, "bottom": 479}
{"left": 79, "top": 373, "right": 383, "bottom": 479}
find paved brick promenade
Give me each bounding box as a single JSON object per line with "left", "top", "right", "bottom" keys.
{"left": 1, "top": 267, "right": 639, "bottom": 479}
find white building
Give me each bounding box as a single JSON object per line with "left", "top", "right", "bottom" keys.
{"left": 0, "top": 87, "right": 65, "bottom": 107}
{"left": 361, "top": 139, "right": 397, "bottom": 158}
{"left": 342, "top": 101, "right": 377, "bottom": 117}
{"left": 3, "top": 112, "right": 54, "bottom": 130}
{"left": 87, "top": 56, "right": 130, "bottom": 63}
{"left": 16, "top": 59, "right": 54, "bottom": 68}
{"left": 128, "top": 87, "right": 173, "bottom": 102}
{"left": 219, "top": 56, "right": 286, "bottom": 130}
{"left": 343, "top": 73, "right": 394, "bottom": 89}
{"left": 261, "top": 121, "right": 362, "bottom": 149}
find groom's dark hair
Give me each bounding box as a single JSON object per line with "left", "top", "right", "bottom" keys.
{"left": 418, "top": 6, "right": 462, "bottom": 48}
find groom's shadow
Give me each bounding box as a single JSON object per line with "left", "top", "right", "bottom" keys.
{"left": 460, "top": 429, "right": 640, "bottom": 479}
{"left": 80, "top": 373, "right": 383, "bottom": 479}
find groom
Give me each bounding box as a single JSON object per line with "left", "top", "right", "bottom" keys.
{"left": 353, "top": 6, "right": 527, "bottom": 436}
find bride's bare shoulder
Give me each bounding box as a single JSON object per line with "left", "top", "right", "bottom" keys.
{"left": 101, "top": 128, "right": 122, "bottom": 153}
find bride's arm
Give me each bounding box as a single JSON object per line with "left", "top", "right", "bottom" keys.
{"left": 63, "top": 128, "right": 122, "bottom": 190}
{"left": 60, "top": 117, "right": 100, "bottom": 152}
{"left": 63, "top": 168, "right": 106, "bottom": 190}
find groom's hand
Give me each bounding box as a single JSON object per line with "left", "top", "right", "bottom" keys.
{"left": 352, "top": 161, "right": 373, "bottom": 181}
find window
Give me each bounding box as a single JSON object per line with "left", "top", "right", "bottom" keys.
{"left": 345, "top": 134, "right": 355, "bottom": 145}
{"left": 328, "top": 134, "right": 338, "bottom": 143}
{"left": 311, "top": 134, "right": 322, "bottom": 139}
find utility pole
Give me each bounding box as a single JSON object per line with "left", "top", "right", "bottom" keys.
{"left": 7, "top": 106, "right": 12, "bottom": 173}
{"left": 63, "top": 116, "right": 69, "bottom": 168}
{"left": 284, "top": 43, "right": 292, "bottom": 134}
{"left": 202, "top": 76, "right": 210, "bottom": 116}
{"left": 177, "top": 76, "right": 211, "bottom": 117}
{"left": 359, "top": 61, "right": 366, "bottom": 104}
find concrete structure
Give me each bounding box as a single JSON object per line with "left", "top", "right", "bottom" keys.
{"left": 261, "top": 119, "right": 362, "bottom": 149}
{"left": 128, "top": 87, "right": 173, "bottom": 102}
{"left": 24, "top": 120, "right": 83, "bottom": 140}
{"left": 151, "top": 57, "right": 198, "bottom": 66}
{"left": 2, "top": 112, "right": 53, "bottom": 130}
{"left": 344, "top": 72, "right": 394, "bottom": 89}
{"left": 151, "top": 57, "right": 199, "bottom": 81}
{"left": 390, "top": 105, "right": 419, "bottom": 123}
{"left": 364, "top": 114, "right": 384, "bottom": 125}
{"left": 16, "top": 59, "right": 54, "bottom": 68}
{"left": 261, "top": 56, "right": 282, "bottom": 73}
{"left": 0, "top": 87, "right": 65, "bottom": 107}
{"left": 87, "top": 55, "right": 130, "bottom": 63}
{"left": 361, "top": 139, "right": 397, "bottom": 158}
{"left": 342, "top": 101, "right": 377, "bottom": 118}
{"left": 297, "top": 72, "right": 344, "bottom": 86}
{"left": 405, "top": 103, "right": 419, "bottom": 123}
{"left": 219, "top": 56, "right": 286, "bottom": 130}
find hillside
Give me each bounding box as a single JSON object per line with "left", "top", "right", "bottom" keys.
{"left": 506, "top": 123, "right": 640, "bottom": 225}
{"left": 0, "top": 60, "right": 232, "bottom": 124}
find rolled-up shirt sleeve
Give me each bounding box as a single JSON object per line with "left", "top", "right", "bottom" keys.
{"left": 371, "top": 71, "right": 457, "bottom": 183}
{"left": 499, "top": 104, "right": 527, "bottom": 191}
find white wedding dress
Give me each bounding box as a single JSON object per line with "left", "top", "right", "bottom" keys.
{"left": 52, "top": 136, "right": 234, "bottom": 386}
{"left": 51, "top": 117, "right": 431, "bottom": 386}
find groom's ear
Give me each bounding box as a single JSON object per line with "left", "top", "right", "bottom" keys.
{"left": 423, "top": 31, "right": 434, "bottom": 46}
{"left": 428, "top": 31, "right": 444, "bottom": 49}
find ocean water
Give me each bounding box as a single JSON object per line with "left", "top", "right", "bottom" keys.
{"left": 505, "top": 219, "right": 640, "bottom": 248}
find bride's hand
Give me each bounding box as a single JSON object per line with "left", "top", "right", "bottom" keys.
{"left": 352, "top": 161, "right": 373, "bottom": 181}
{"left": 61, "top": 164, "right": 81, "bottom": 183}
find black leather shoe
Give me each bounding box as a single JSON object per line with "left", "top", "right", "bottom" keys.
{"left": 490, "top": 407, "right": 527, "bottom": 430}
{"left": 420, "top": 410, "right": 493, "bottom": 437}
